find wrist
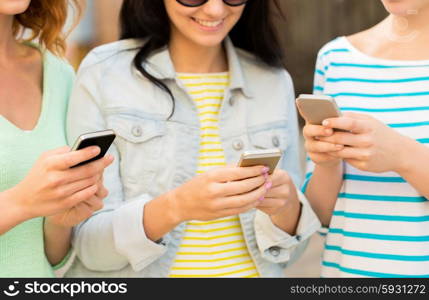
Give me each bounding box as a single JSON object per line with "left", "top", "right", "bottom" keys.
{"left": 270, "top": 185, "right": 301, "bottom": 234}
{"left": 4, "top": 187, "right": 34, "bottom": 222}
{"left": 152, "top": 189, "right": 184, "bottom": 227}
{"left": 44, "top": 216, "right": 74, "bottom": 231}
{"left": 393, "top": 136, "right": 420, "bottom": 175}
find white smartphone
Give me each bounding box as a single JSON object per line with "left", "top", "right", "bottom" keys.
{"left": 295, "top": 94, "right": 342, "bottom": 125}
{"left": 70, "top": 129, "right": 116, "bottom": 168}
{"left": 237, "top": 148, "right": 282, "bottom": 175}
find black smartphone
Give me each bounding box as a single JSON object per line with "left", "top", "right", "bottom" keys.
{"left": 70, "top": 129, "right": 116, "bottom": 168}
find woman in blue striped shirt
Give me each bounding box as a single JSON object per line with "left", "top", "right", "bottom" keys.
{"left": 302, "top": 0, "right": 429, "bottom": 277}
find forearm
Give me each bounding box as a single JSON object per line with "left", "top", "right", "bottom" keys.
{"left": 270, "top": 185, "right": 302, "bottom": 235}
{"left": 0, "top": 188, "right": 31, "bottom": 235}
{"left": 396, "top": 138, "right": 429, "bottom": 199}
{"left": 43, "top": 219, "right": 72, "bottom": 266}
{"left": 143, "top": 191, "right": 182, "bottom": 242}
{"left": 305, "top": 161, "right": 343, "bottom": 226}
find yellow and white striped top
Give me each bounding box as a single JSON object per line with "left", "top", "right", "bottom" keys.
{"left": 168, "top": 73, "right": 259, "bottom": 278}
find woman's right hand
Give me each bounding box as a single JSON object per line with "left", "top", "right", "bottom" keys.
{"left": 302, "top": 122, "right": 344, "bottom": 167}
{"left": 169, "top": 165, "right": 270, "bottom": 222}
{"left": 9, "top": 146, "right": 114, "bottom": 221}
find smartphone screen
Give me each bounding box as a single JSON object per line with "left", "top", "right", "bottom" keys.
{"left": 71, "top": 130, "right": 116, "bottom": 168}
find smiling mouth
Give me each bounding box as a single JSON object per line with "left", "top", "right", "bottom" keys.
{"left": 192, "top": 17, "right": 224, "bottom": 28}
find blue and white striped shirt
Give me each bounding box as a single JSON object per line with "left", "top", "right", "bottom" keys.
{"left": 305, "top": 37, "right": 429, "bottom": 278}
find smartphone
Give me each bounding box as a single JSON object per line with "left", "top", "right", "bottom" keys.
{"left": 295, "top": 94, "right": 342, "bottom": 125}
{"left": 70, "top": 129, "right": 116, "bottom": 168}
{"left": 237, "top": 148, "right": 282, "bottom": 175}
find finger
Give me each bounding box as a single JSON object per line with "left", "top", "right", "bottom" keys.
{"left": 218, "top": 182, "right": 267, "bottom": 210}
{"left": 322, "top": 117, "right": 372, "bottom": 134}
{"left": 220, "top": 175, "right": 266, "bottom": 196}
{"left": 84, "top": 196, "right": 104, "bottom": 212}
{"left": 210, "top": 165, "right": 268, "bottom": 183}
{"left": 318, "top": 132, "right": 372, "bottom": 147}
{"left": 305, "top": 139, "right": 344, "bottom": 153}
{"left": 62, "top": 184, "right": 98, "bottom": 208}
{"left": 303, "top": 124, "right": 333, "bottom": 139}
{"left": 51, "top": 146, "right": 101, "bottom": 170}
{"left": 263, "top": 184, "right": 288, "bottom": 199}
{"left": 60, "top": 175, "right": 100, "bottom": 197}
{"left": 63, "top": 155, "right": 114, "bottom": 183}
{"left": 329, "top": 147, "right": 370, "bottom": 160}
{"left": 220, "top": 200, "right": 259, "bottom": 217}
{"left": 95, "top": 184, "right": 109, "bottom": 199}
{"left": 255, "top": 197, "right": 285, "bottom": 209}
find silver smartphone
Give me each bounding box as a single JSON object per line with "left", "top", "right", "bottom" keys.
{"left": 295, "top": 94, "right": 342, "bottom": 125}
{"left": 237, "top": 148, "right": 282, "bottom": 175}
{"left": 71, "top": 129, "right": 116, "bottom": 168}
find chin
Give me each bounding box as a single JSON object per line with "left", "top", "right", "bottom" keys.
{"left": 381, "top": 0, "right": 425, "bottom": 16}
{"left": 192, "top": 36, "right": 228, "bottom": 49}
{"left": 0, "top": 0, "right": 31, "bottom": 15}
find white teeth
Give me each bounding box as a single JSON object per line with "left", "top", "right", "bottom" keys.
{"left": 194, "top": 18, "right": 223, "bottom": 27}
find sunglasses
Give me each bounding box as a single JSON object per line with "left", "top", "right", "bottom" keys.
{"left": 176, "top": 0, "right": 248, "bottom": 7}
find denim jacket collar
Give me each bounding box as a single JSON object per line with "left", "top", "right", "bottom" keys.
{"left": 143, "top": 37, "right": 254, "bottom": 98}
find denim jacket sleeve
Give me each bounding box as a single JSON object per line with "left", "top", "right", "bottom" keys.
{"left": 254, "top": 71, "right": 321, "bottom": 265}
{"left": 67, "top": 53, "right": 168, "bottom": 272}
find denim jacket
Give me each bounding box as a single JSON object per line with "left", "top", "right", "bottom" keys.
{"left": 65, "top": 38, "right": 321, "bottom": 277}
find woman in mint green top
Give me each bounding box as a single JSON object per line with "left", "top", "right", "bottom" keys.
{"left": 0, "top": 0, "right": 113, "bottom": 277}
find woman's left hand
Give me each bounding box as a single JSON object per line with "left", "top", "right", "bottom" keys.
{"left": 318, "top": 112, "right": 408, "bottom": 173}
{"left": 45, "top": 179, "right": 108, "bottom": 228}
{"left": 256, "top": 169, "right": 301, "bottom": 234}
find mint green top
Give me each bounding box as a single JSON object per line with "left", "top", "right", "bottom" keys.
{"left": 0, "top": 47, "right": 75, "bottom": 277}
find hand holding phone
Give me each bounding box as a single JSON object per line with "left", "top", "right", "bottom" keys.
{"left": 237, "top": 148, "right": 282, "bottom": 175}
{"left": 70, "top": 129, "right": 116, "bottom": 168}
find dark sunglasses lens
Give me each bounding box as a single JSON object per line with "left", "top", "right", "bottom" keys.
{"left": 224, "top": 0, "right": 248, "bottom": 6}
{"left": 176, "top": 0, "right": 207, "bottom": 7}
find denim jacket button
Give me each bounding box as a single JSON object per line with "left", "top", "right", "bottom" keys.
{"left": 272, "top": 136, "right": 280, "bottom": 147}
{"left": 296, "top": 235, "right": 302, "bottom": 242}
{"left": 232, "top": 139, "right": 244, "bottom": 151}
{"left": 131, "top": 125, "right": 143, "bottom": 137}
{"left": 269, "top": 246, "right": 281, "bottom": 257}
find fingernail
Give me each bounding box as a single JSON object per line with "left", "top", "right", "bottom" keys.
{"left": 263, "top": 172, "right": 269, "bottom": 180}
{"left": 265, "top": 181, "right": 272, "bottom": 189}
{"left": 335, "top": 144, "right": 343, "bottom": 149}
{"left": 92, "top": 147, "right": 101, "bottom": 154}
{"left": 322, "top": 120, "right": 329, "bottom": 127}
{"left": 325, "top": 129, "right": 332, "bottom": 135}
{"left": 262, "top": 167, "right": 269, "bottom": 174}
{"left": 259, "top": 196, "right": 265, "bottom": 202}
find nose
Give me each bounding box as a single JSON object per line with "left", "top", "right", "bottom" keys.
{"left": 202, "top": 0, "right": 227, "bottom": 18}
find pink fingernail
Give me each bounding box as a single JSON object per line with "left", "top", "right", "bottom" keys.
{"left": 265, "top": 181, "right": 272, "bottom": 189}
{"left": 263, "top": 172, "right": 269, "bottom": 180}
{"left": 262, "top": 167, "right": 269, "bottom": 174}
{"left": 259, "top": 196, "right": 265, "bottom": 201}
{"left": 322, "top": 120, "right": 329, "bottom": 127}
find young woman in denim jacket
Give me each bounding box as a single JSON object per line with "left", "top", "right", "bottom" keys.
{"left": 66, "top": 0, "right": 320, "bottom": 277}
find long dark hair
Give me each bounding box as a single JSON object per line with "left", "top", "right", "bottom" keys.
{"left": 120, "top": 0, "right": 284, "bottom": 118}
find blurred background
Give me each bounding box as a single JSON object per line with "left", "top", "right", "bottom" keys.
{"left": 65, "top": 0, "right": 388, "bottom": 277}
